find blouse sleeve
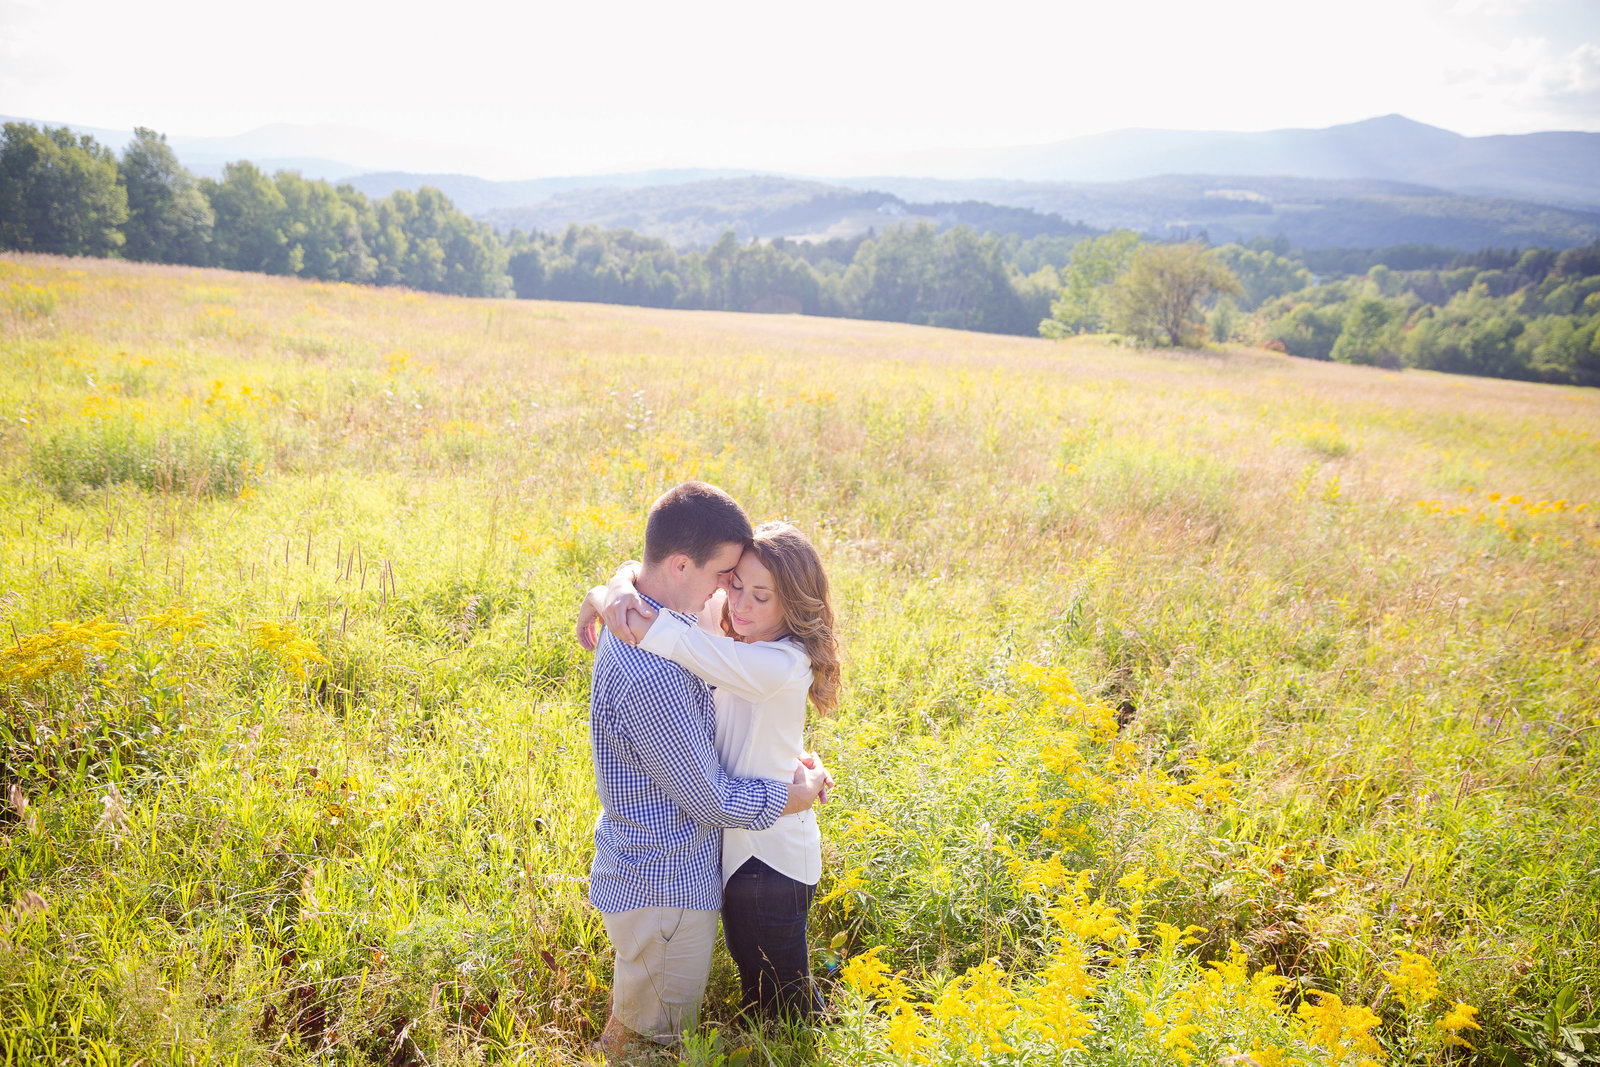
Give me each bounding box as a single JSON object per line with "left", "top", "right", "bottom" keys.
{"left": 638, "top": 611, "right": 811, "bottom": 705}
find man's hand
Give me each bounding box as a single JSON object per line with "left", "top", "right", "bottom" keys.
{"left": 576, "top": 586, "right": 605, "bottom": 652}
{"left": 781, "top": 752, "right": 833, "bottom": 815}
{"left": 797, "top": 751, "right": 834, "bottom": 805}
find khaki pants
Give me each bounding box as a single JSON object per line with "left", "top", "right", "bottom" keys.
{"left": 602, "top": 907, "right": 720, "bottom": 1044}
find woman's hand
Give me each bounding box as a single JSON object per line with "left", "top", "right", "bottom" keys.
{"left": 577, "top": 581, "right": 656, "bottom": 650}
{"left": 600, "top": 563, "right": 654, "bottom": 646}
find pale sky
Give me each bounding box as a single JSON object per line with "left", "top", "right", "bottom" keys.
{"left": 2, "top": 0, "right": 1596, "bottom": 178}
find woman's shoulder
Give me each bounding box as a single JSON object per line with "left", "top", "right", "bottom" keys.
{"left": 760, "top": 635, "right": 814, "bottom": 675}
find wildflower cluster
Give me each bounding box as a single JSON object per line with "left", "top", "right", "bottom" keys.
{"left": 251, "top": 621, "right": 329, "bottom": 682}
{"left": 1415, "top": 487, "right": 1587, "bottom": 544}
{"left": 826, "top": 665, "right": 1485, "bottom": 1066}
{"left": 1291, "top": 419, "right": 1353, "bottom": 457}
{"left": 137, "top": 606, "right": 208, "bottom": 644}
{"left": 1010, "top": 665, "right": 1235, "bottom": 848}
{"left": 0, "top": 616, "right": 130, "bottom": 689}
{"left": 1381, "top": 950, "right": 1483, "bottom": 1057}
{"left": 3, "top": 274, "right": 65, "bottom": 318}
{"left": 202, "top": 377, "right": 276, "bottom": 416}
{"left": 835, "top": 898, "right": 1483, "bottom": 1066}
{"left": 834, "top": 877, "right": 1309, "bottom": 1067}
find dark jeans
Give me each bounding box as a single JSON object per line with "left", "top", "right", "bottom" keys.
{"left": 721, "top": 858, "right": 825, "bottom": 1022}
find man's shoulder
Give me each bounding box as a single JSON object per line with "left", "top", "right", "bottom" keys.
{"left": 595, "top": 631, "right": 700, "bottom": 694}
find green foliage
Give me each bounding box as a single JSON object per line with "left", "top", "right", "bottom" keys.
{"left": 1210, "top": 244, "right": 1313, "bottom": 310}
{"left": 382, "top": 187, "right": 510, "bottom": 297}
{"left": 1039, "top": 229, "right": 1141, "bottom": 336}
{"left": 29, "top": 412, "right": 263, "bottom": 500}
{"left": 1328, "top": 296, "right": 1404, "bottom": 366}
{"left": 511, "top": 222, "right": 1040, "bottom": 333}
{"left": 202, "top": 161, "right": 292, "bottom": 274}
{"left": 0, "top": 122, "right": 506, "bottom": 299}
{"left": 846, "top": 224, "right": 1031, "bottom": 333}
{"left": 6, "top": 118, "right": 1599, "bottom": 386}
{"left": 1208, "top": 295, "right": 1240, "bottom": 342}
{"left": 1256, "top": 241, "right": 1600, "bottom": 384}
{"left": 119, "top": 128, "right": 213, "bottom": 265}
{"left": 1107, "top": 242, "right": 1242, "bottom": 347}
{"left": 0, "top": 123, "right": 127, "bottom": 256}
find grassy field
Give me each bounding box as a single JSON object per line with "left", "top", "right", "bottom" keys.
{"left": 0, "top": 253, "right": 1596, "bottom": 1067}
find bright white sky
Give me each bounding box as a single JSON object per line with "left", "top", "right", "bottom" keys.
{"left": 2, "top": 0, "right": 1596, "bottom": 178}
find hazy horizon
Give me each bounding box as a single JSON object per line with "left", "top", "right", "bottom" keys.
{"left": 3, "top": 111, "right": 1596, "bottom": 188}
{"left": 3, "top": 0, "right": 1597, "bottom": 180}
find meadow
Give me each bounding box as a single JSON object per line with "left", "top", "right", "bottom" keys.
{"left": 0, "top": 253, "right": 1596, "bottom": 1067}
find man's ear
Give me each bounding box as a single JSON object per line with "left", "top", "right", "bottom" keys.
{"left": 668, "top": 553, "right": 692, "bottom": 576}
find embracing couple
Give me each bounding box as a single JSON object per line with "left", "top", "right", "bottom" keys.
{"left": 575, "top": 481, "right": 839, "bottom": 1055}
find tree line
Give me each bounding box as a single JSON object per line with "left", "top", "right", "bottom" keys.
{"left": 4, "top": 121, "right": 1596, "bottom": 386}
{"left": 0, "top": 124, "right": 510, "bottom": 297}
{"left": 1243, "top": 242, "right": 1600, "bottom": 386}
{"left": 1038, "top": 232, "right": 1600, "bottom": 387}
{"left": 505, "top": 224, "right": 1060, "bottom": 334}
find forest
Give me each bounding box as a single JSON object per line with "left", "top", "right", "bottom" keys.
{"left": 3, "top": 122, "right": 1597, "bottom": 387}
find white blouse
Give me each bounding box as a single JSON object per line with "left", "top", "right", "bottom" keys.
{"left": 637, "top": 611, "right": 822, "bottom": 888}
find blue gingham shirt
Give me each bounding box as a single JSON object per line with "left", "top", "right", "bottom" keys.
{"left": 588, "top": 596, "right": 789, "bottom": 913}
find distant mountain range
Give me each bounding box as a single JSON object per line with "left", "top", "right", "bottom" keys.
{"left": 5, "top": 113, "right": 1598, "bottom": 250}
{"left": 476, "top": 173, "right": 1600, "bottom": 251}
{"left": 848, "top": 115, "right": 1600, "bottom": 209}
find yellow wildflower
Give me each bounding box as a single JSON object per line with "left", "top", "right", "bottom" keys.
{"left": 1296, "top": 992, "right": 1384, "bottom": 1062}
{"left": 0, "top": 616, "right": 130, "bottom": 687}
{"left": 1383, "top": 950, "right": 1439, "bottom": 1011}
{"left": 885, "top": 1002, "right": 934, "bottom": 1063}
{"left": 251, "top": 620, "right": 329, "bottom": 682}
{"left": 1438, "top": 1002, "right": 1482, "bottom": 1050}
{"left": 839, "top": 946, "right": 908, "bottom": 1002}
{"left": 1155, "top": 921, "right": 1206, "bottom": 949}
{"left": 1245, "top": 1043, "right": 1298, "bottom": 1067}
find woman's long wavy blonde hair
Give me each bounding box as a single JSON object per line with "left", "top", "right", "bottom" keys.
{"left": 723, "top": 521, "right": 841, "bottom": 715}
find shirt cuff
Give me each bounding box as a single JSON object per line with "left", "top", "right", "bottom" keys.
{"left": 747, "top": 779, "right": 789, "bottom": 831}
{"left": 638, "top": 610, "right": 691, "bottom": 659}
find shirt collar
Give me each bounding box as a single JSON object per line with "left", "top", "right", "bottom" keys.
{"left": 640, "top": 591, "right": 696, "bottom": 625}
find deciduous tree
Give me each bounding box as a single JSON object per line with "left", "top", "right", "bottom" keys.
{"left": 1039, "top": 229, "right": 1140, "bottom": 336}
{"left": 203, "top": 162, "right": 289, "bottom": 274}
{"left": 1108, "top": 242, "right": 1240, "bottom": 347}
{"left": 0, "top": 123, "right": 127, "bottom": 256}
{"left": 120, "top": 128, "right": 212, "bottom": 264}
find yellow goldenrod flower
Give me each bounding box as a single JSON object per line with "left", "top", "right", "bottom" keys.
{"left": 1383, "top": 950, "right": 1440, "bottom": 1011}
{"left": 1438, "top": 1002, "right": 1482, "bottom": 1049}
{"left": 251, "top": 620, "right": 329, "bottom": 682}
{"left": 839, "top": 946, "right": 908, "bottom": 1002}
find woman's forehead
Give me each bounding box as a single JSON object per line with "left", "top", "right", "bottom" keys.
{"left": 735, "top": 552, "right": 774, "bottom": 586}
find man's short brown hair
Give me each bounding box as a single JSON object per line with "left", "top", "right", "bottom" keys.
{"left": 643, "top": 482, "right": 752, "bottom": 566}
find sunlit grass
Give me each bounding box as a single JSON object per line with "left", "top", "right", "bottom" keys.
{"left": 1, "top": 253, "right": 1596, "bottom": 1065}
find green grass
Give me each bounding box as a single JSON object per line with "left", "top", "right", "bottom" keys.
{"left": 0, "top": 253, "right": 1597, "bottom": 1066}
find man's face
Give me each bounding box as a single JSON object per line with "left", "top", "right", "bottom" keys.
{"left": 680, "top": 541, "right": 744, "bottom": 609}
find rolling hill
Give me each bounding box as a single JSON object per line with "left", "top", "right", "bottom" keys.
{"left": 480, "top": 173, "right": 1600, "bottom": 250}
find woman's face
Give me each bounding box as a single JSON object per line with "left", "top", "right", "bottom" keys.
{"left": 726, "top": 551, "right": 785, "bottom": 642}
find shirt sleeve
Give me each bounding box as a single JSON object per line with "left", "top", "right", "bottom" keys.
{"left": 639, "top": 611, "right": 812, "bottom": 706}
{"left": 614, "top": 664, "right": 788, "bottom": 830}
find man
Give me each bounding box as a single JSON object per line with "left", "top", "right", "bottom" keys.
{"left": 588, "top": 481, "right": 830, "bottom": 1055}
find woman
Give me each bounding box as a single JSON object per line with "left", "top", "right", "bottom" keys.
{"left": 577, "top": 521, "right": 840, "bottom": 1023}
